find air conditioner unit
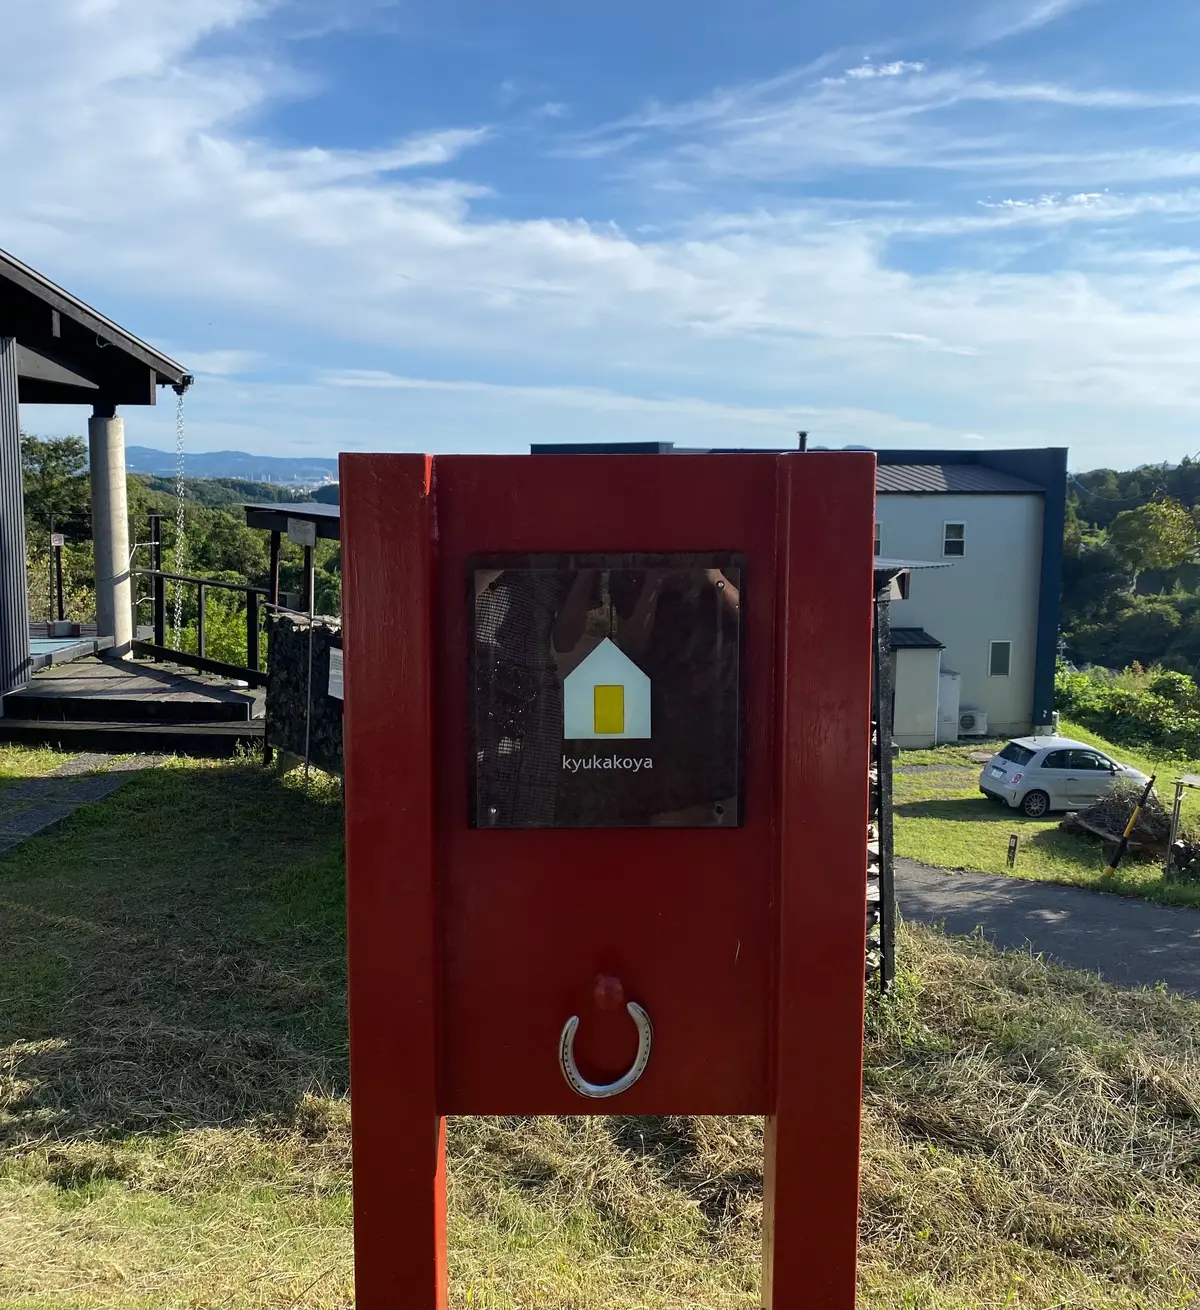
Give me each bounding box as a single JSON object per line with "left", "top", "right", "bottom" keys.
{"left": 959, "top": 709, "right": 988, "bottom": 737}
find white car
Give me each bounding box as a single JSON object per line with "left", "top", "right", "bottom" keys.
{"left": 978, "top": 736, "right": 1150, "bottom": 818}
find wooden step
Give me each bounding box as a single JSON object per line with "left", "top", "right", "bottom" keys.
{"left": 0, "top": 717, "right": 263, "bottom": 758}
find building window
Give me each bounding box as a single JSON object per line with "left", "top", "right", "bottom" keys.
{"left": 989, "top": 640, "right": 1011, "bottom": 677}
{"left": 943, "top": 522, "right": 966, "bottom": 557}
{"left": 874, "top": 522, "right": 881, "bottom": 556}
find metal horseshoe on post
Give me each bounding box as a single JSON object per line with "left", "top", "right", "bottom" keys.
{"left": 558, "top": 1001, "right": 653, "bottom": 1099}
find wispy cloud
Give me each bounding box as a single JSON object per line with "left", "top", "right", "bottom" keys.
{"left": 567, "top": 56, "right": 1200, "bottom": 190}
{"left": 7, "top": 0, "right": 1200, "bottom": 468}
{"left": 969, "top": 0, "right": 1098, "bottom": 45}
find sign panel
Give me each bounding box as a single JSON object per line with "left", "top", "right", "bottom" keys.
{"left": 50, "top": 533, "right": 65, "bottom": 548}
{"left": 287, "top": 517, "right": 317, "bottom": 548}
{"left": 328, "top": 647, "right": 344, "bottom": 700}
{"left": 472, "top": 553, "right": 742, "bottom": 828}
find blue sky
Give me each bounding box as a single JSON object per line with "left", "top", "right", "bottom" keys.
{"left": 9, "top": 0, "right": 1200, "bottom": 468}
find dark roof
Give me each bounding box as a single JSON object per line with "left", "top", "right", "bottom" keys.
{"left": 876, "top": 463, "right": 1043, "bottom": 494}
{"left": 890, "top": 627, "right": 944, "bottom": 651}
{"left": 243, "top": 502, "right": 341, "bottom": 540}
{"left": 0, "top": 246, "right": 191, "bottom": 405}
{"left": 873, "top": 557, "right": 953, "bottom": 573}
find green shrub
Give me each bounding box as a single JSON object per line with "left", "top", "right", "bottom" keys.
{"left": 1056, "top": 661, "right": 1200, "bottom": 757}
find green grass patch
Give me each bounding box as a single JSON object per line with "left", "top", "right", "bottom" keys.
{"left": 894, "top": 718, "right": 1200, "bottom": 907}
{"left": 0, "top": 745, "right": 77, "bottom": 792}
{"left": 2, "top": 758, "right": 1198, "bottom": 1307}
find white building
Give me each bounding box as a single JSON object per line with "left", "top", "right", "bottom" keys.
{"left": 875, "top": 452, "right": 1067, "bottom": 747}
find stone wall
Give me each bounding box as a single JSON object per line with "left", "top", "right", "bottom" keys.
{"left": 266, "top": 613, "right": 343, "bottom": 774}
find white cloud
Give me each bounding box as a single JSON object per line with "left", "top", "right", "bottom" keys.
{"left": 841, "top": 60, "right": 927, "bottom": 81}
{"left": 4, "top": 1, "right": 1200, "bottom": 469}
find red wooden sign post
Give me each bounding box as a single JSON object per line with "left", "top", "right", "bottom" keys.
{"left": 340, "top": 451, "right": 875, "bottom": 1310}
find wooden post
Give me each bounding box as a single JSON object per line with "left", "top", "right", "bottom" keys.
{"left": 302, "top": 544, "right": 315, "bottom": 614}
{"left": 246, "top": 589, "right": 260, "bottom": 672}
{"left": 268, "top": 529, "right": 281, "bottom": 607}
{"left": 341, "top": 455, "right": 445, "bottom": 1310}
{"left": 763, "top": 454, "right": 873, "bottom": 1310}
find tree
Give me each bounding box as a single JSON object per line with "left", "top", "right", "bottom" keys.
{"left": 1061, "top": 532, "right": 1134, "bottom": 626}
{"left": 1107, "top": 499, "right": 1198, "bottom": 589}
{"left": 21, "top": 432, "right": 90, "bottom": 540}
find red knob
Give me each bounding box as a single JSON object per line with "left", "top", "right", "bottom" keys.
{"left": 593, "top": 974, "right": 625, "bottom": 1011}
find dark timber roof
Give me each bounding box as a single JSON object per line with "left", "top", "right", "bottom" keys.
{"left": 243, "top": 502, "right": 341, "bottom": 541}
{"left": 876, "top": 463, "right": 1043, "bottom": 494}
{"left": 889, "top": 627, "right": 945, "bottom": 650}
{"left": 0, "top": 246, "right": 191, "bottom": 406}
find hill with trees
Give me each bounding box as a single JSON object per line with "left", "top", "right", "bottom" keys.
{"left": 1064, "top": 458, "right": 1200, "bottom": 675}
{"left": 21, "top": 434, "right": 341, "bottom": 651}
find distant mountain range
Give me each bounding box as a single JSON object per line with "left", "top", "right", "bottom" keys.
{"left": 125, "top": 446, "right": 339, "bottom": 484}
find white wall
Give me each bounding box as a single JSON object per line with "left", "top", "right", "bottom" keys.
{"left": 892, "top": 646, "right": 942, "bottom": 749}
{"left": 879, "top": 492, "right": 1043, "bottom": 737}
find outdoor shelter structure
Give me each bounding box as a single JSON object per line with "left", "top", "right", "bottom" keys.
{"left": 0, "top": 247, "right": 192, "bottom": 701}
{"left": 242, "top": 502, "right": 340, "bottom": 613}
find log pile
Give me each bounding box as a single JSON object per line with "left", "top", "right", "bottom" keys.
{"left": 266, "top": 613, "right": 343, "bottom": 774}
{"left": 1058, "top": 779, "right": 1168, "bottom": 854}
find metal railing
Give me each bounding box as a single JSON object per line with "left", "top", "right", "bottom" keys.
{"left": 131, "top": 515, "right": 268, "bottom": 687}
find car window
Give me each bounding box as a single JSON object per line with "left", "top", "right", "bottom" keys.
{"left": 1041, "top": 750, "right": 1070, "bottom": 769}
{"left": 999, "top": 742, "right": 1036, "bottom": 765}
{"left": 1071, "top": 751, "right": 1110, "bottom": 771}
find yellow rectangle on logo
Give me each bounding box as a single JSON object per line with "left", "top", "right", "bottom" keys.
{"left": 593, "top": 684, "right": 624, "bottom": 735}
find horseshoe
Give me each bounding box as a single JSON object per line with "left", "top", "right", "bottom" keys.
{"left": 559, "top": 1001, "right": 653, "bottom": 1098}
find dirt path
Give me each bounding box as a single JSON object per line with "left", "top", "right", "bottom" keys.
{"left": 896, "top": 857, "right": 1200, "bottom": 998}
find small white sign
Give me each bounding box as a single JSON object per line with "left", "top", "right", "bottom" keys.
{"left": 50, "top": 533, "right": 65, "bottom": 548}
{"left": 287, "top": 517, "right": 317, "bottom": 548}
{"left": 328, "top": 647, "right": 344, "bottom": 700}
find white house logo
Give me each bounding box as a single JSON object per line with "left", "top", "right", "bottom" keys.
{"left": 562, "top": 638, "right": 651, "bottom": 740}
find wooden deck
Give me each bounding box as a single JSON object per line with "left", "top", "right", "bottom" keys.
{"left": 0, "top": 656, "right": 263, "bottom": 757}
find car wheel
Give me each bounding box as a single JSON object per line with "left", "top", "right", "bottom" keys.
{"left": 1021, "top": 789, "right": 1050, "bottom": 819}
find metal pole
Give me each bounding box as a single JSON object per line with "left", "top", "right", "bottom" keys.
{"left": 55, "top": 543, "right": 65, "bottom": 622}
{"left": 197, "top": 583, "right": 206, "bottom": 658}
{"left": 303, "top": 588, "right": 315, "bottom": 780}
{"left": 151, "top": 515, "right": 166, "bottom": 649}
{"left": 49, "top": 513, "right": 56, "bottom": 624}
{"left": 1167, "top": 780, "right": 1184, "bottom": 878}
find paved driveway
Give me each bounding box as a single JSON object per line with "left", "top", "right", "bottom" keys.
{"left": 896, "top": 858, "right": 1200, "bottom": 998}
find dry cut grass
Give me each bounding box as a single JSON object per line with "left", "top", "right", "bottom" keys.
{"left": 0, "top": 759, "right": 1197, "bottom": 1308}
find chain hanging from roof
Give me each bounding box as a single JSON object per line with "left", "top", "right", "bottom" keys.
{"left": 171, "top": 387, "right": 187, "bottom": 647}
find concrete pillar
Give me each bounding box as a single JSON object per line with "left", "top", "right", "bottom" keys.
{"left": 0, "top": 338, "right": 30, "bottom": 702}
{"left": 88, "top": 404, "right": 133, "bottom": 655}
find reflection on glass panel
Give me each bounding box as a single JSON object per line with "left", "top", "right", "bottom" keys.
{"left": 472, "top": 555, "right": 742, "bottom": 829}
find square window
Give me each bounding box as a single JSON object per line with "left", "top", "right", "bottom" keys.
{"left": 989, "top": 640, "right": 1011, "bottom": 677}
{"left": 943, "top": 522, "right": 965, "bottom": 557}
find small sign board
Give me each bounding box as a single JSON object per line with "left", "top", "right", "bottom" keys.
{"left": 287, "top": 517, "right": 317, "bottom": 548}
{"left": 328, "top": 647, "right": 344, "bottom": 700}
{"left": 1007, "top": 833, "right": 1021, "bottom": 867}
{"left": 50, "top": 533, "right": 65, "bottom": 548}
{"left": 471, "top": 553, "right": 742, "bottom": 829}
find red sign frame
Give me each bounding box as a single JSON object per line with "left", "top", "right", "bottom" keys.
{"left": 341, "top": 451, "right": 875, "bottom": 1309}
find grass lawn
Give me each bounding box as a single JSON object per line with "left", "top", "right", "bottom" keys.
{"left": 894, "top": 718, "right": 1200, "bottom": 908}
{"left": 1, "top": 759, "right": 1198, "bottom": 1307}
{"left": 0, "top": 745, "right": 78, "bottom": 793}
